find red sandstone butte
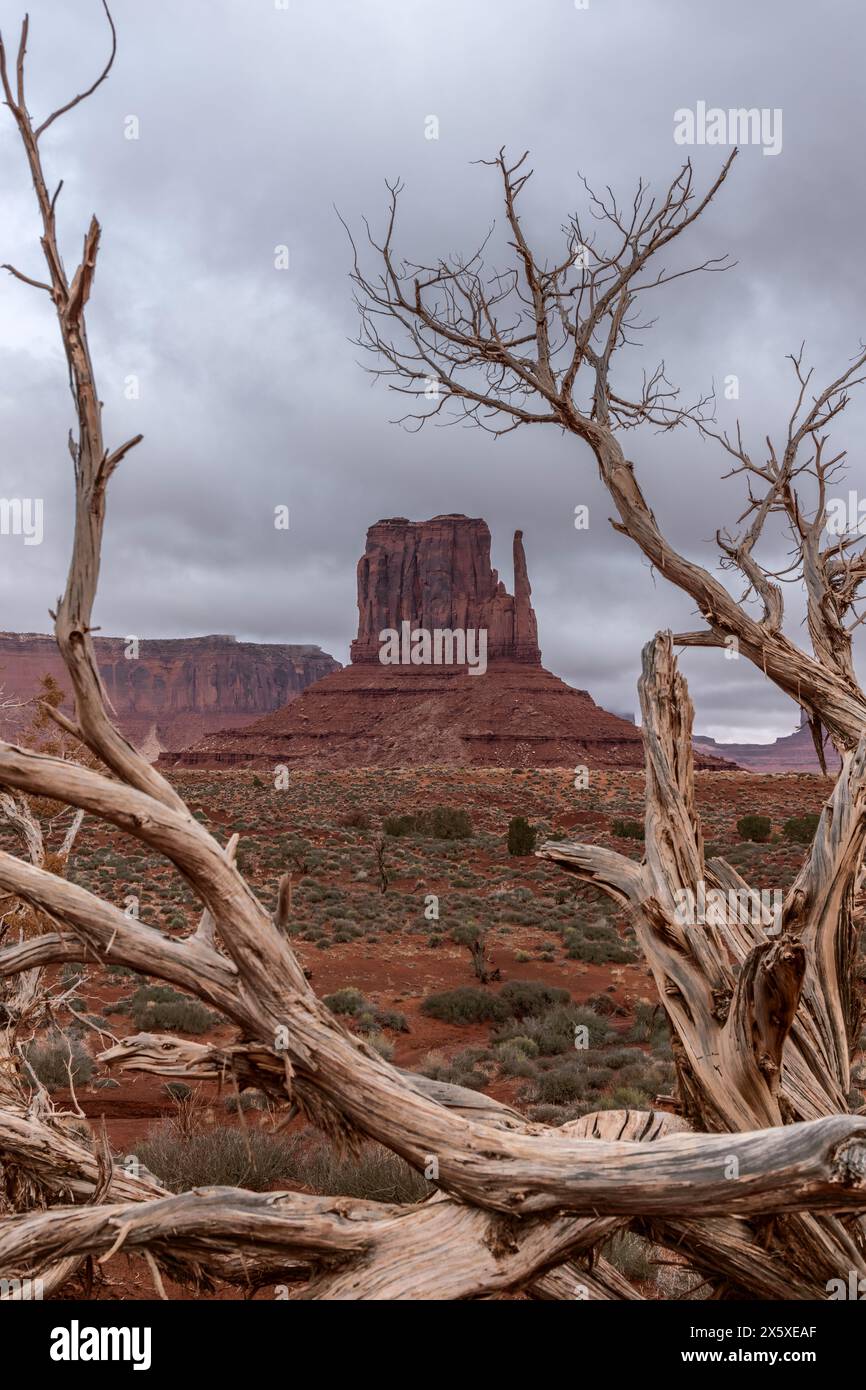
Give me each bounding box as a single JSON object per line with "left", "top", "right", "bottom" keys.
{"left": 0, "top": 633, "right": 340, "bottom": 758}
{"left": 350, "top": 515, "right": 540, "bottom": 664}
{"left": 163, "top": 515, "right": 735, "bottom": 771}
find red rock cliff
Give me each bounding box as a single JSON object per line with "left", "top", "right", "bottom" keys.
{"left": 0, "top": 633, "right": 340, "bottom": 755}
{"left": 349, "top": 515, "right": 541, "bottom": 664}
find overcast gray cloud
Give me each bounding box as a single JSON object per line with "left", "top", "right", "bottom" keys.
{"left": 1, "top": 0, "right": 865, "bottom": 743}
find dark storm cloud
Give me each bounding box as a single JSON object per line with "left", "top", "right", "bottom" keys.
{"left": 1, "top": 0, "right": 864, "bottom": 743}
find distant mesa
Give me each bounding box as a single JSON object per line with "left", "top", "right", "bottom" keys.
{"left": 163, "top": 515, "right": 735, "bottom": 772}
{"left": 0, "top": 633, "right": 340, "bottom": 758}
{"left": 693, "top": 718, "right": 841, "bottom": 775}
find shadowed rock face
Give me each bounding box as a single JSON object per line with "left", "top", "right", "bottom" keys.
{"left": 0, "top": 633, "right": 340, "bottom": 756}
{"left": 350, "top": 515, "right": 540, "bottom": 664}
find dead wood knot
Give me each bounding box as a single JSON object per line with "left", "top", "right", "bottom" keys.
{"left": 831, "top": 1137, "right": 866, "bottom": 1186}
{"left": 483, "top": 1214, "right": 521, "bottom": 1260}
{"left": 711, "top": 988, "right": 732, "bottom": 1024}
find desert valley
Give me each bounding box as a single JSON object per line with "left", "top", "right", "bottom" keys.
{"left": 0, "top": 513, "right": 851, "bottom": 1301}
{"left": 3, "top": 0, "right": 866, "bottom": 1349}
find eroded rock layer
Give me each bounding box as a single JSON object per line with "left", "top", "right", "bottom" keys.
{"left": 0, "top": 633, "right": 340, "bottom": 757}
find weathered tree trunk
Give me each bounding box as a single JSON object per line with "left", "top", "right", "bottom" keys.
{"left": 538, "top": 632, "right": 866, "bottom": 1296}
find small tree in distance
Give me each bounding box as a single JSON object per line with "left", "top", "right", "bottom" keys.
{"left": 737, "top": 814, "right": 772, "bottom": 844}
{"left": 507, "top": 815, "right": 536, "bottom": 856}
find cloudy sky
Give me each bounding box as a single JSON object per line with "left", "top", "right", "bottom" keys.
{"left": 1, "top": 0, "right": 865, "bottom": 742}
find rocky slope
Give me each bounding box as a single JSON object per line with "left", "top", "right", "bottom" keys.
{"left": 162, "top": 661, "right": 653, "bottom": 769}
{"left": 0, "top": 633, "right": 340, "bottom": 757}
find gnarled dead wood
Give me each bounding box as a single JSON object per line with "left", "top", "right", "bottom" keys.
{"left": 539, "top": 631, "right": 866, "bottom": 1292}
{"left": 0, "top": 1187, "right": 619, "bottom": 1301}
{"left": 96, "top": 1031, "right": 529, "bottom": 1129}
{"left": 2, "top": 6, "right": 866, "bottom": 1303}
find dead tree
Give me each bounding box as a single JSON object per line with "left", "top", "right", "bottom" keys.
{"left": 341, "top": 148, "right": 866, "bottom": 1290}
{"left": 451, "top": 922, "right": 499, "bottom": 984}
{"left": 2, "top": 9, "right": 866, "bottom": 1300}
{"left": 374, "top": 835, "right": 390, "bottom": 893}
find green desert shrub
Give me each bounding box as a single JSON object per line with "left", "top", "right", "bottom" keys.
{"left": 366, "top": 1032, "right": 395, "bottom": 1061}
{"left": 162, "top": 1082, "right": 192, "bottom": 1101}
{"left": 605, "top": 1049, "right": 638, "bottom": 1071}
{"left": 525, "top": 1103, "right": 576, "bottom": 1126}
{"left": 494, "top": 1041, "right": 538, "bottom": 1078}
{"left": 421, "top": 1046, "right": 490, "bottom": 1091}
{"left": 498, "top": 1034, "right": 538, "bottom": 1059}
{"left": 420, "top": 987, "right": 509, "bottom": 1025}
{"left": 323, "top": 990, "right": 407, "bottom": 1034}
{"left": 136, "top": 998, "right": 215, "bottom": 1034}
{"left": 499, "top": 980, "right": 570, "bottom": 1018}
{"left": 427, "top": 806, "right": 473, "bottom": 840}
{"left": 507, "top": 816, "right": 537, "bottom": 856}
{"left": 375, "top": 1009, "right": 409, "bottom": 1033}
{"left": 383, "top": 806, "right": 472, "bottom": 840}
{"left": 301, "top": 1137, "right": 431, "bottom": 1204}
{"left": 25, "top": 1034, "right": 93, "bottom": 1091}
{"left": 566, "top": 937, "right": 636, "bottom": 964}
{"left": 382, "top": 813, "right": 416, "bottom": 837}
{"left": 782, "top": 813, "right": 820, "bottom": 844}
{"left": 606, "top": 1084, "right": 653, "bottom": 1108}
{"left": 106, "top": 984, "right": 214, "bottom": 1034}
{"left": 544, "top": 1003, "right": 609, "bottom": 1052}
{"left": 495, "top": 1002, "right": 609, "bottom": 1056}
{"left": 104, "top": 978, "right": 215, "bottom": 1034}
{"left": 134, "top": 1125, "right": 300, "bottom": 1192}
{"left": 323, "top": 987, "right": 369, "bottom": 1016}
{"left": 535, "top": 1064, "right": 586, "bottom": 1105}
{"left": 611, "top": 818, "right": 645, "bottom": 840}
{"left": 736, "top": 814, "right": 771, "bottom": 843}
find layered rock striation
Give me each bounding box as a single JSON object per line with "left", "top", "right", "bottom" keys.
{"left": 0, "top": 633, "right": 340, "bottom": 756}
{"left": 350, "top": 515, "right": 540, "bottom": 665}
